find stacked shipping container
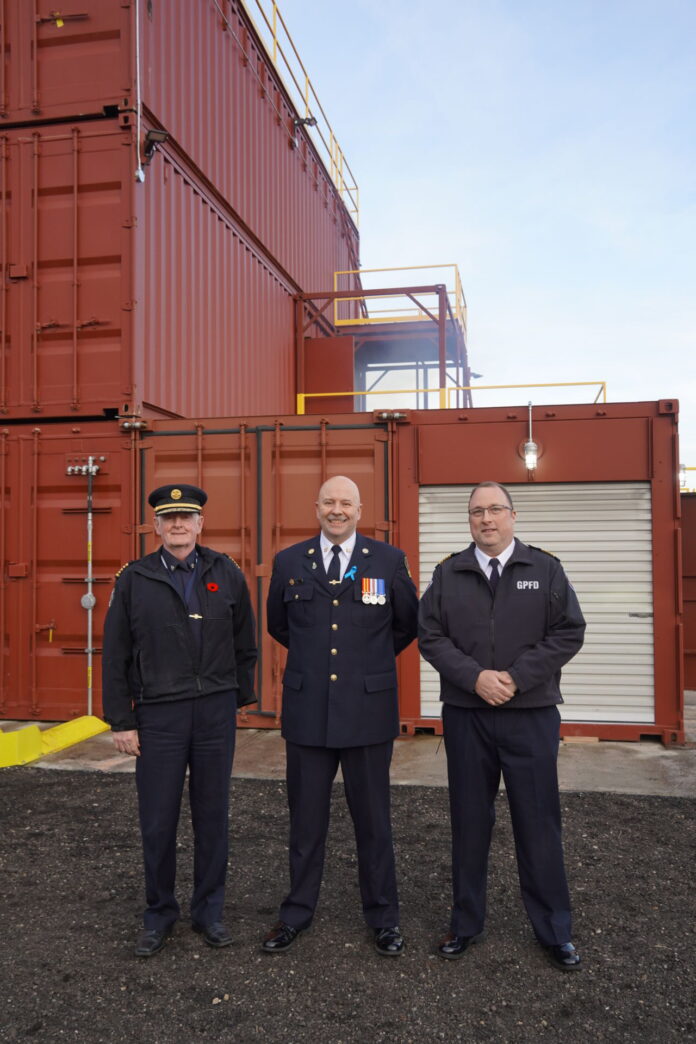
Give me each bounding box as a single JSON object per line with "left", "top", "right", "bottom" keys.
{"left": 1, "top": 0, "right": 359, "bottom": 418}
{"left": 0, "top": 1, "right": 360, "bottom": 719}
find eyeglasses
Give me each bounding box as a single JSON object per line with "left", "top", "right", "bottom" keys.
{"left": 468, "top": 504, "right": 513, "bottom": 519}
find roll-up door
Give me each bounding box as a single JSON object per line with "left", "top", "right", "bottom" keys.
{"left": 419, "top": 483, "right": 654, "bottom": 724}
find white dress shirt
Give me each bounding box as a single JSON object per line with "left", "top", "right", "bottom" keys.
{"left": 474, "top": 539, "right": 515, "bottom": 580}
{"left": 320, "top": 535, "right": 356, "bottom": 581}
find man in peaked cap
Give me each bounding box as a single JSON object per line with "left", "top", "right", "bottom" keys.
{"left": 102, "top": 483, "right": 257, "bottom": 957}
{"left": 262, "top": 475, "right": 418, "bottom": 957}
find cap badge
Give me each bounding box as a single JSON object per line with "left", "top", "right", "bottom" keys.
{"left": 171, "top": 488, "right": 182, "bottom": 500}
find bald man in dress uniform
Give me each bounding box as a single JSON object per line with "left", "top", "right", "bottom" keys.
{"left": 262, "top": 476, "right": 418, "bottom": 957}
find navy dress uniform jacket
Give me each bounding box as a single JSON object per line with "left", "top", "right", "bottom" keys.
{"left": 267, "top": 533, "right": 418, "bottom": 748}
{"left": 102, "top": 544, "right": 257, "bottom": 730}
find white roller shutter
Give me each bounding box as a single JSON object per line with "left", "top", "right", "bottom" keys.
{"left": 418, "top": 483, "right": 654, "bottom": 724}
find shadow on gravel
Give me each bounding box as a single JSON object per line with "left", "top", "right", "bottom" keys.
{"left": 1, "top": 769, "right": 694, "bottom": 1043}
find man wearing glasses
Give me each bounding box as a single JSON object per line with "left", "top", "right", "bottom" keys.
{"left": 418, "top": 481, "right": 585, "bottom": 971}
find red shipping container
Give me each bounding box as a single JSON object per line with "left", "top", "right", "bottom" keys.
{"left": 0, "top": 0, "right": 359, "bottom": 285}
{"left": 0, "top": 419, "right": 133, "bottom": 721}
{"left": 3, "top": 405, "right": 682, "bottom": 743}
{"left": 0, "top": 119, "right": 356, "bottom": 418}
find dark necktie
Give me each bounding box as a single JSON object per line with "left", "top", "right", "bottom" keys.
{"left": 327, "top": 544, "right": 342, "bottom": 582}
{"left": 489, "top": 558, "right": 500, "bottom": 594}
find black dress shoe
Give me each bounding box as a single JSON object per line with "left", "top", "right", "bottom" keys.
{"left": 544, "top": 942, "right": 582, "bottom": 971}
{"left": 374, "top": 926, "right": 405, "bottom": 956}
{"left": 261, "top": 921, "right": 302, "bottom": 954}
{"left": 437, "top": 931, "right": 483, "bottom": 960}
{"left": 192, "top": 921, "right": 233, "bottom": 948}
{"left": 134, "top": 926, "right": 172, "bottom": 958}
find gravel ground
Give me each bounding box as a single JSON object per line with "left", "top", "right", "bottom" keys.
{"left": 1, "top": 769, "right": 694, "bottom": 1043}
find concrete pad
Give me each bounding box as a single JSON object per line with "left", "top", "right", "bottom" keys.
{"left": 3, "top": 706, "right": 695, "bottom": 797}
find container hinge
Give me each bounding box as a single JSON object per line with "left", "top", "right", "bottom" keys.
{"left": 76, "top": 316, "right": 109, "bottom": 329}
{"left": 36, "top": 318, "right": 66, "bottom": 331}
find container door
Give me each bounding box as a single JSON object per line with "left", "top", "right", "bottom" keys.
{"left": 0, "top": 423, "right": 132, "bottom": 721}
{"left": 1, "top": 2, "right": 132, "bottom": 124}
{"left": 418, "top": 482, "right": 655, "bottom": 724}
{"left": 1, "top": 123, "right": 134, "bottom": 417}
{"left": 139, "top": 418, "right": 392, "bottom": 726}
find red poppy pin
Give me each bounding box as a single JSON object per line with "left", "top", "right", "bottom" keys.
{"left": 207, "top": 582, "right": 219, "bottom": 592}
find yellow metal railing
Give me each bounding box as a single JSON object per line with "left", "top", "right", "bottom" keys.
{"left": 296, "top": 381, "right": 608, "bottom": 415}
{"left": 332, "top": 264, "right": 467, "bottom": 329}
{"left": 681, "top": 465, "right": 696, "bottom": 493}
{"left": 241, "top": 0, "right": 359, "bottom": 225}
{"left": 447, "top": 381, "right": 607, "bottom": 406}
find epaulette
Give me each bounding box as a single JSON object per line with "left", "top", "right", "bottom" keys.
{"left": 224, "top": 553, "right": 241, "bottom": 569}
{"left": 527, "top": 544, "right": 559, "bottom": 560}
{"left": 438, "top": 552, "right": 456, "bottom": 565}
{"left": 114, "top": 562, "right": 131, "bottom": 579}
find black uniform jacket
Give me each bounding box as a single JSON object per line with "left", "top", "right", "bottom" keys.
{"left": 418, "top": 538, "right": 585, "bottom": 710}
{"left": 102, "top": 545, "right": 257, "bottom": 731}
{"left": 267, "top": 533, "right": 418, "bottom": 748}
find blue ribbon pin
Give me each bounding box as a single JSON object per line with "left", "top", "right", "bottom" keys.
{"left": 344, "top": 565, "right": 357, "bottom": 581}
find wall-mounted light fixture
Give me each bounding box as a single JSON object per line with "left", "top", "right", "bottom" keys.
{"left": 291, "top": 115, "right": 317, "bottom": 149}
{"left": 523, "top": 401, "right": 538, "bottom": 471}
{"left": 143, "top": 128, "right": 170, "bottom": 164}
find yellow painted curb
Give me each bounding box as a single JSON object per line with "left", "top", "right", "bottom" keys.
{"left": 40, "top": 716, "right": 110, "bottom": 755}
{"left": 0, "top": 724, "right": 42, "bottom": 768}
{"left": 0, "top": 716, "right": 110, "bottom": 768}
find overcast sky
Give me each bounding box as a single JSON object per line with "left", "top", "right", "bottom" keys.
{"left": 276, "top": 0, "right": 695, "bottom": 478}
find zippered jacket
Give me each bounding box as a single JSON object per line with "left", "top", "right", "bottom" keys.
{"left": 102, "top": 545, "right": 257, "bottom": 731}
{"left": 418, "top": 538, "right": 585, "bottom": 709}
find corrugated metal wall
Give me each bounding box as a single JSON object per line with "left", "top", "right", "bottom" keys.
{"left": 1, "top": 0, "right": 359, "bottom": 289}
{"left": 0, "top": 420, "right": 133, "bottom": 721}
{"left": 418, "top": 483, "right": 655, "bottom": 724}
{"left": 0, "top": 120, "right": 303, "bottom": 418}
{"left": 135, "top": 149, "right": 299, "bottom": 417}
